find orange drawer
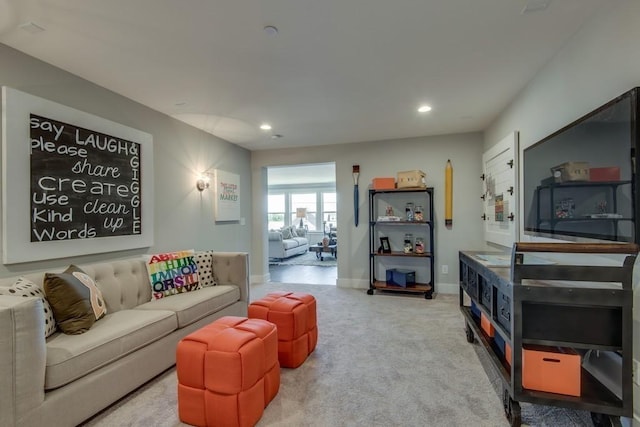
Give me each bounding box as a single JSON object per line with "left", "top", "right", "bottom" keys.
{"left": 522, "top": 345, "right": 581, "bottom": 396}
{"left": 505, "top": 342, "right": 512, "bottom": 366}
{"left": 372, "top": 177, "right": 395, "bottom": 189}
{"left": 480, "top": 312, "right": 495, "bottom": 337}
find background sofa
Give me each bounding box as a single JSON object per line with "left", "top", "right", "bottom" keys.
{"left": 0, "top": 251, "right": 249, "bottom": 427}
{"left": 268, "top": 226, "right": 309, "bottom": 260}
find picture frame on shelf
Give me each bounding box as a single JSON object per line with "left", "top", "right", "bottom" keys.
{"left": 380, "top": 237, "right": 391, "bottom": 253}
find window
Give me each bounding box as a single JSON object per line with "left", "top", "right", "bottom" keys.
{"left": 323, "top": 192, "right": 337, "bottom": 234}
{"left": 267, "top": 194, "right": 285, "bottom": 230}
{"left": 291, "top": 193, "right": 317, "bottom": 231}
{"left": 267, "top": 190, "right": 337, "bottom": 232}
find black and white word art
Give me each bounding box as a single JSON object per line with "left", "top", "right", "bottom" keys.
{"left": 2, "top": 86, "right": 153, "bottom": 264}
{"left": 30, "top": 114, "right": 142, "bottom": 242}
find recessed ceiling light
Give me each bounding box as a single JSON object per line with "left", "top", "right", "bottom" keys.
{"left": 271, "top": 134, "right": 283, "bottom": 139}
{"left": 417, "top": 105, "right": 432, "bottom": 113}
{"left": 263, "top": 26, "right": 278, "bottom": 36}
{"left": 260, "top": 123, "right": 272, "bottom": 130}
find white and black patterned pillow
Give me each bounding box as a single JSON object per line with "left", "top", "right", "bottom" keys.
{"left": 0, "top": 277, "right": 57, "bottom": 337}
{"left": 194, "top": 251, "right": 217, "bottom": 287}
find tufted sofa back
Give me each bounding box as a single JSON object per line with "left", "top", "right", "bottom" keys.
{"left": 0, "top": 258, "right": 152, "bottom": 314}
{"left": 0, "top": 252, "right": 250, "bottom": 315}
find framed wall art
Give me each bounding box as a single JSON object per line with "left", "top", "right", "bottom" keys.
{"left": 213, "top": 169, "right": 240, "bottom": 222}
{"left": 2, "top": 86, "right": 154, "bottom": 264}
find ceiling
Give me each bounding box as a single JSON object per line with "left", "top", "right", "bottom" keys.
{"left": 0, "top": 0, "right": 616, "bottom": 151}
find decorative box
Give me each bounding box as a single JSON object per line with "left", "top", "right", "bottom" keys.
{"left": 522, "top": 345, "right": 581, "bottom": 396}
{"left": 397, "top": 170, "right": 426, "bottom": 188}
{"left": 480, "top": 312, "right": 495, "bottom": 337}
{"left": 372, "top": 177, "right": 396, "bottom": 189}
{"left": 550, "top": 162, "right": 590, "bottom": 183}
{"left": 385, "top": 268, "right": 416, "bottom": 287}
{"left": 589, "top": 167, "right": 620, "bottom": 182}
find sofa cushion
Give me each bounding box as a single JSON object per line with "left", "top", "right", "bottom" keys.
{"left": 282, "top": 239, "right": 300, "bottom": 250}
{"left": 145, "top": 250, "right": 201, "bottom": 299}
{"left": 0, "top": 277, "right": 57, "bottom": 337}
{"left": 44, "top": 265, "right": 107, "bottom": 335}
{"left": 45, "top": 308, "right": 177, "bottom": 390}
{"left": 136, "top": 285, "right": 240, "bottom": 328}
{"left": 292, "top": 237, "right": 308, "bottom": 246}
{"left": 194, "top": 251, "right": 217, "bottom": 288}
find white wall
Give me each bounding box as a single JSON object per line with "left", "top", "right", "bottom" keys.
{"left": 0, "top": 44, "right": 252, "bottom": 276}
{"left": 251, "top": 132, "right": 487, "bottom": 293}
{"left": 484, "top": 2, "right": 640, "bottom": 424}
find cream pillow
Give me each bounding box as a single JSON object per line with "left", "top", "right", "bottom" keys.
{"left": 194, "top": 251, "right": 217, "bottom": 288}
{"left": 281, "top": 227, "right": 293, "bottom": 239}
{"left": 0, "top": 277, "right": 57, "bottom": 338}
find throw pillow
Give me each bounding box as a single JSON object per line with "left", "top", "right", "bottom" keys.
{"left": 0, "top": 277, "right": 57, "bottom": 338}
{"left": 194, "top": 251, "right": 217, "bottom": 288}
{"left": 44, "top": 265, "right": 107, "bottom": 335}
{"left": 281, "top": 227, "right": 293, "bottom": 239}
{"left": 145, "top": 249, "right": 201, "bottom": 299}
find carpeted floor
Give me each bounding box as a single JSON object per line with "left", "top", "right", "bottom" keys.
{"left": 269, "top": 250, "right": 337, "bottom": 267}
{"left": 82, "top": 283, "right": 593, "bottom": 427}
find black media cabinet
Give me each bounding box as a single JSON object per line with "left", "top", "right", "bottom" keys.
{"left": 459, "top": 242, "right": 637, "bottom": 427}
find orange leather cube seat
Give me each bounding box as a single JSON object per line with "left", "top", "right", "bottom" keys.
{"left": 248, "top": 291, "right": 318, "bottom": 368}
{"left": 176, "top": 316, "right": 280, "bottom": 427}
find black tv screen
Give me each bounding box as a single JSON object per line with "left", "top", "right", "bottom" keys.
{"left": 523, "top": 88, "right": 639, "bottom": 243}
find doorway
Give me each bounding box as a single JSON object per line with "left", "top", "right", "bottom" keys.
{"left": 266, "top": 163, "right": 337, "bottom": 285}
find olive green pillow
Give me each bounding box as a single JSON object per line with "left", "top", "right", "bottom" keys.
{"left": 44, "top": 265, "right": 107, "bottom": 335}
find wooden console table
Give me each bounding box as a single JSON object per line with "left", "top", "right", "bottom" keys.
{"left": 309, "top": 244, "right": 337, "bottom": 261}
{"left": 459, "top": 242, "right": 637, "bottom": 427}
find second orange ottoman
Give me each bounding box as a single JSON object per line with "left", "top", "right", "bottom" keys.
{"left": 176, "top": 316, "right": 279, "bottom": 427}
{"left": 248, "top": 291, "right": 318, "bottom": 368}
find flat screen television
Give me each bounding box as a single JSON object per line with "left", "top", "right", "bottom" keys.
{"left": 523, "top": 88, "right": 639, "bottom": 243}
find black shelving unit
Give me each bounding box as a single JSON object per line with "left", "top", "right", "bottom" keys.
{"left": 534, "top": 180, "right": 634, "bottom": 242}
{"left": 458, "top": 242, "right": 637, "bottom": 427}
{"left": 367, "top": 187, "right": 434, "bottom": 299}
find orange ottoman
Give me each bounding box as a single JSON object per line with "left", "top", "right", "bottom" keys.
{"left": 176, "top": 316, "right": 280, "bottom": 427}
{"left": 248, "top": 291, "right": 318, "bottom": 368}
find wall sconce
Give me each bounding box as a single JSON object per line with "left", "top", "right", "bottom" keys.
{"left": 196, "top": 175, "right": 210, "bottom": 192}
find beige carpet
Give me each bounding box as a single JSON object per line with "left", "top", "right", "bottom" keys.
{"left": 82, "top": 283, "right": 592, "bottom": 427}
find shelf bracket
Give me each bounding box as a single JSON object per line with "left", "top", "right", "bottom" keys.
{"left": 508, "top": 213, "right": 514, "bottom": 221}
{"left": 507, "top": 186, "right": 514, "bottom": 195}
{"left": 480, "top": 173, "right": 485, "bottom": 181}
{"left": 507, "top": 159, "right": 514, "bottom": 169}
{"left": 481, "top": 214, "right": 487, "bottom": 221}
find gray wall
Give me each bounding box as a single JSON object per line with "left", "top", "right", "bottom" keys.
{"left": 0, "top": 44, "right": 252, "bottom": 277}
{"left": 484, "top": 2, "right": 640, "bottom": 424}
{"left": 251, "top": 132, "right": 487, "bottom": 293}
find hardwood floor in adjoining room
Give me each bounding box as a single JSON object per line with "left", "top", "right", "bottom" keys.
{"left": 268, "top": 264, "right": 336, "bottom": 285}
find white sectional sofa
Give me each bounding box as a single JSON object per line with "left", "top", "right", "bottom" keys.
{"left": 0, "top": 251, "right": 249, "bottom": 427}
{"left": 268, "top": 226, "right": 309, "bottom": 260}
